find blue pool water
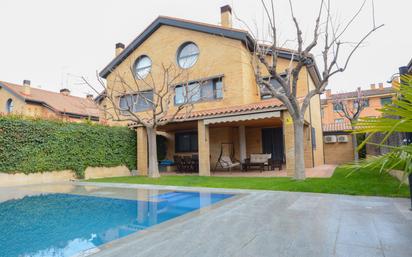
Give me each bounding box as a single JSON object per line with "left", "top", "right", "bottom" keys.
{"left": 0, "top": 191, "right": 233, "bottom": 257}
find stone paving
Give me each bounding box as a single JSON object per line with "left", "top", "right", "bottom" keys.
{"left": 68, "top": 182, "right": 412, "bottom": 257}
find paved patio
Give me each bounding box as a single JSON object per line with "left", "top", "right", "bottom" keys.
{"left": 163, "top": 164, "right": 337, "bottom": 178}
{"left": 68, "top": 182, "right": 412, "bottom": 257}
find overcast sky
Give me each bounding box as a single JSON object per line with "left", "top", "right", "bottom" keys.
{"left": 1, "top": 0, "right": 410, "bottom": 97}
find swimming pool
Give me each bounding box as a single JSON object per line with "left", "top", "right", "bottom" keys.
{"left": 0, "top": 188, "right": 233, "bottom": 257}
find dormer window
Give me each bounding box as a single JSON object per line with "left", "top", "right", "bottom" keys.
{"left": 260, "top": 76, "right": 286, "bottom": 99}
{"left": 134, "top": 55, "right": 152, "bottom": 79}
{"left": 177, "top": 42, "right": 199, "bottom": 69}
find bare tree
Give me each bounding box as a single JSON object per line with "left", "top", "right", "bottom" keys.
{"left": 82, "top": 63, "right": 200, "bottom": 178}
{"left": 243, "top": 0, "right": 383, "bottom": 179}
{"left": 333, "top": 87, "right": 368, "bottom": 161}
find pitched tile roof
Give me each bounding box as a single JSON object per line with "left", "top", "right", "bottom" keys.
{"left": 0, "top": 81, "right": 100, "bottom": 118}
{"left": 129, "top": 98, "right": 285, "bottom": 127}
{"left": 322, "top": 87, "right": 395, "bottom": 104}
{"left": 322, "top": 122, "right": 352, "bottom": 132}
{"left": 170, "top": 98, "right": 285, "bottom": 121}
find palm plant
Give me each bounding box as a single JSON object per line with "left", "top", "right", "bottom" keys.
{"left": 347, "top": 75, "right": 412, "bottom": 182}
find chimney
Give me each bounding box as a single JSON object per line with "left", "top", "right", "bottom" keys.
{"left": 326, "top": 89, "right": 332, "bottom": 98}
{"left": 370, "top": 83, "right": 376, "bottom": 90}
{"left": 60, "top": 88, "right": 71, "bottom": 96}
{"left": 378, "top": 82, "right": 384, "bottom": 89}
{"left": 86, "top": 94, "right": 94, "bottom": 100}
{"left": 115, "top": 42, "right": 125, "bottom": 57}
{"left": 220, "top": 5, "right": 232, "bottom": 28}
{"left": 23, "top": 80, "right": 31, "bottom": 95}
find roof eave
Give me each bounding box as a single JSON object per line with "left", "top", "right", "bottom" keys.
{"left": 99, "top": 16, "right": 255, "bottom": 79}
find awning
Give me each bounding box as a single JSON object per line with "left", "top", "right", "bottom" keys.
{"left": 204, "top": 111, "right": 280, "bottom": 125}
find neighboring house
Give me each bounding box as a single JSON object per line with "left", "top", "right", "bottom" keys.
{"left": 321, "top": 84, "right": 396, "bottom": 164}
{"left": 0, "top": 80, "right": 100, "bottom": 122}
{"left": 99, "top": 5, "right": 325, "bottom": 176}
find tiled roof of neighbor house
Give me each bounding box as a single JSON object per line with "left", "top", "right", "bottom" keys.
{"left": 321, "top": 87, "right": 395, "bottom": 105}
{"left": 0, "top": 81, "right": 100, "bottom": 118}
{"left": 129, "top": 98, "right": 285, "bottom": 127}
{"left": 99, "top": 16, "right": 322, "bottom": 83}
{"left": 323, "top": 122, "right": 352, "bottom": 132}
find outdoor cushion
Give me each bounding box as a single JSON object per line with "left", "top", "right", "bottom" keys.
{"left": 220, "top": 156, "right": 240, "bottom": 168}
{"left": 250, "top": 154, "right": 271, "bottom": 163}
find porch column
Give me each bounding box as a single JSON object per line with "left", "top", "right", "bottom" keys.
{"left": 136, "top": 126, "right": 148, "bottom": 176}
{"left": 283, "top": 112, "right": 295, "bottom": 176}
{"left": 197, "top": 120, "right": 211, "bottom": 176}
{"left": 239, "top": 125, "right": 247, "bottom": 163}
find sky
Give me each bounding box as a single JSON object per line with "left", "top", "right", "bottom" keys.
{"left": 0, "top": 0, "right": 411, "bottom": 97}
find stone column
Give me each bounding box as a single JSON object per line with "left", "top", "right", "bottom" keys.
{"left": 198, "top": 120, "right": 211, "bottom": 176}
{"left": 239, "top": 125, "right": 247, "bottom": 163}
{"left": 136, "top": 127, "right": 148, "bottom": 176}
{"left": 283, "top": 112, "right": 295, "bottom": 176}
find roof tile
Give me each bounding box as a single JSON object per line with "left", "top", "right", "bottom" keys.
{"left": 0, "top": 81, "right": 100, "bottom": 118}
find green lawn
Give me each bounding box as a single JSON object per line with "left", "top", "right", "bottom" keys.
{"left": 87, "top": 167, "right": 410, "bottom": 198}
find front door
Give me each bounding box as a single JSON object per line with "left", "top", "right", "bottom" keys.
{"left": 261, "top": 128, "right": 284, "bottom": 162}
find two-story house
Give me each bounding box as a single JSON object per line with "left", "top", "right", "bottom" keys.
{"left": 321, "top": 84, "right": 395, "bottom": 164}
{"left": 0, "top": 80, "right": 100, "bottom": 122}
{"left": 99, "top": 5, "right": 325, "bottom": 176}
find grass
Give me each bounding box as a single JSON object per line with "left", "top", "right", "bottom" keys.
{"left": 87, "top": 167, "right": 410, "bottom": 198}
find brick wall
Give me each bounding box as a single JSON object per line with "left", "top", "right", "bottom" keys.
{"left": 324, "top": 134, "right": 354, "bottom": 165}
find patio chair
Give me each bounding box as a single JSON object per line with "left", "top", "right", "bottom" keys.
{"left": 216, "top": 156, "right": 240, "bottom": 171}
{"left": 173, "top": 155, "right": 185, "bottom": 173}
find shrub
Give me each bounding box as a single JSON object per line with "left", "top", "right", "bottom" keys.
{"left": 0, "top": 116, "right": 136, "bottom": 178}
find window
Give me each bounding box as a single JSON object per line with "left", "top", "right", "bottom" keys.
{"left": 380, "top": 97, "right": 392, "bottom": 106}
{"left": 174, "top": 78, "right": 222, "bottom": 105}
{"left": 177, "top": 42, "right": 199, "bottom": 69}
{"left": 119, "top": 91, "right": 153, "bottom": 114}
{"left": 260, "top": 76, "right": 286, "bottom": 99}
{"left": 134, "top": 55, "right": 152, "bottom": 79}
{"left": 353, "top": 99, "right": 369, "bottom": 109}
{"left": 175, "top": 132, "right": 198, "bottom": 152}
{"left": 335, "top": 118, "right": 344, "bottom": 123}
{"left": 6, "top": 99, "right": 13, "bottom": 113}
{"left": 333, "top": 103, "right": 343, "bottom": 112}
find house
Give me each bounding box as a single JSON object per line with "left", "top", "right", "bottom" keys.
{"left": 99, "top": 5, "right": 325, "bottom": 176}
{"left": 321, "top": 84, "right": 396, "bottom": 164}
{"left": 0, "top": 80, "right": 100, "bottom": 122}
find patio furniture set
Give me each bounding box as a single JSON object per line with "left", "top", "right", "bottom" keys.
{"left": 169, "top": 153, "right": 282, "bottom": 173}
{"left": 173, "top": 155, "right": 199, "bottom": 173}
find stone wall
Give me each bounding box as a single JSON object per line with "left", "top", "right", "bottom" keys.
{"left": 0, "top": 166, "right": 131, "bottom": 187}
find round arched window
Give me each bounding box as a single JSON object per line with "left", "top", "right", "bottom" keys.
{"left": 177, "top": 42, "right": 199, "bottom": 69}
{"left": 6, "top": 98, "right": 14, "bottom": 113}
{"left": 134, "top": 55, "right": 152, "bottom": 79}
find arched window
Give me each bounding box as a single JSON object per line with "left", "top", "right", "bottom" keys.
{"left": 177, "top": 42, "right": 199, "bottom": 69}
{"left": 6, "top": 99, "right": 14, "bottom": 113}
{"left": 134, "top": 55, "right": 152, "bottom": 79}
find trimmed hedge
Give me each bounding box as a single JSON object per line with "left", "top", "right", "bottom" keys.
{"left": 0, "top": 116, "right": 136, "bottom": 178}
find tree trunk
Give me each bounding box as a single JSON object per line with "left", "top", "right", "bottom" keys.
{"left": 352, "top": 132, "right": 359, "bottom": 162}
{"left": 293, "top": 119, "right": 306, "bottom": 180}
{"left": 146, "top": 127, "right": 160, "bottom": 178}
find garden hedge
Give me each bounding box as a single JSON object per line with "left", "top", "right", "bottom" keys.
{"left": 0, "top": 116, "right": 136, "bottom": 178}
